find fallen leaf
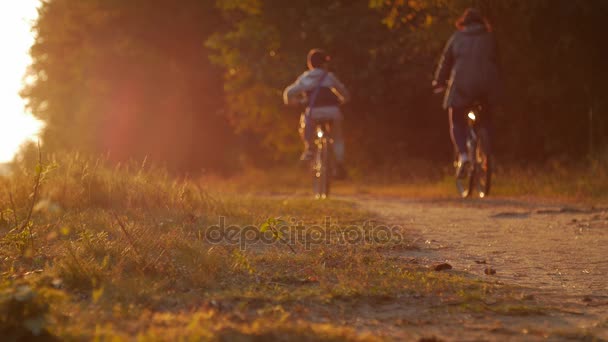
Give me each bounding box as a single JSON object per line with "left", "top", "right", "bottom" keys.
{"left": 433, "top": 263, "right": 452, "bottom": 271}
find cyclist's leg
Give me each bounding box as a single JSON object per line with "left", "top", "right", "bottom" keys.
{"left": 299, "top": 113, "right": 314, "bottom": 160}
{"left": 331, "top": 116, "right": 344, "bottom": 164}
{"left": 329, "top": 117, "right": 347, "bottom": 179}
{"left": 478, "top": 103, "right": 493, "bottom": 155}
{"left": 448, "top": 107, "right": 468, "bottom": 155}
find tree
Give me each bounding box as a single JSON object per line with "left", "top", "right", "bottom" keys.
{"left": 23, "top": 0, "right": 237, "bottom": 171}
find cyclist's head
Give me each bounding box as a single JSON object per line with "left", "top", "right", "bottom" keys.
{"left": 456, "top": 8, "right": 492, "bottom": 32}
{"left": 307, "top": 49, "right": 330, "bottom": 70}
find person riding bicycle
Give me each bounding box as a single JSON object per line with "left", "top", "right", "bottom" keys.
{"left": 432, "top": 8, "right": 501, "bottom": 178}
{"left": 283, "top": 49, "right": 350, "bottom": 179}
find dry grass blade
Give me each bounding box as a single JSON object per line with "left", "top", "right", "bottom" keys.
{"left": 112, "top": 211, "right": 144, "bottom": 265}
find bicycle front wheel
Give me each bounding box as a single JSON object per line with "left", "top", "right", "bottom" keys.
{"left": 475, "top": 130, "right": 492, "bottom": 198}
{"left": 455, "top": 143, "right": 475, "bottom": 199}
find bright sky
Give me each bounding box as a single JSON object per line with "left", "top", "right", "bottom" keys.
{"left": 0, "top": 0, "right": 43, "bottom": 163}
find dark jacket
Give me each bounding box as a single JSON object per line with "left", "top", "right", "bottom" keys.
{"left": 434, "top": 23, "right": 501, "bottom": 109}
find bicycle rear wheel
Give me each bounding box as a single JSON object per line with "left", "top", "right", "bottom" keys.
{"left": 312, "top": 139, "right": 331, "bottom": 199}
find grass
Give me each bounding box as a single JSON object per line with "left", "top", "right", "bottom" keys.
{"left": 207, "top": 158, "right": 608, "bottom": 205}
{"left": 0, "top": 152, "right": 588, "bottom": 340}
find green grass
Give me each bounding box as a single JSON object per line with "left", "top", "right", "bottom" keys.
{"left": 0, "top": 152, "right": 556, "bottom": 340}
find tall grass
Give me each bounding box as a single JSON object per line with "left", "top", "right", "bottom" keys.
{"left": 0, "top": 152, "right": 541, "bottom": 340}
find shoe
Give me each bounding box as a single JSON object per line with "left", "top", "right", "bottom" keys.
{"left": 333, "top": 164, "right": 347, "bottom": 180}
{"left": 300, "top": 149, "right": 314, "bottom": 161}
{"left": 456, "top": 160, "right": 471, "bottom": 179}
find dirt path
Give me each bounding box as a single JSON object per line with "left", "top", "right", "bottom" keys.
{"left": 346, "top": 195, "right": 608, "bottom": 341}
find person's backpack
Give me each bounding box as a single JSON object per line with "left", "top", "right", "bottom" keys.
{"left": 305, "top": 72, "right": 328, "bottom": 117}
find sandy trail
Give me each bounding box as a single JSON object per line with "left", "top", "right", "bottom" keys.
{"left": 344, "top": 195, "right": 608, "bottom": 341}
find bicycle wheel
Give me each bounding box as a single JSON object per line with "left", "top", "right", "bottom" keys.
{"left": 455, "top": 141, "right": 475, "bottom": 198}
{"left": 475, "top": 129, "right": 492, "bottom": 198}
{"left": 322, "top": 139, "right": 331, "bottom": 197}
{"left": 312, "top": 138, "right": 330, "bottom": 199}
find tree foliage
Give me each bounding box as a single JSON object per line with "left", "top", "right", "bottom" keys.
{"left": 372, "top": 0, "right": 608, "bottom": 159}
{"left": 23, "top": 0, "right": 608, "bottom": 173}
{"left": 24, "top": 0, "right": 236, "bottom": 171}
{"left": 208, "top": 0, "right": 608, "bottom": 167}
{"left": 207, "top": 0, "right": 455, "bottom": 167}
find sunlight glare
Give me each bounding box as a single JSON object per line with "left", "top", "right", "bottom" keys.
{"left": 0, "top": 0, "right": 43, "bottom": 163}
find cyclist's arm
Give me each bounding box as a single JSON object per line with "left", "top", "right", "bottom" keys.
{"left": 329, "top": 73, "right": 350, "bottom": 104}
{"left": 433, "top": 34, "right": 455, "bottom": 87}
{"left": 283, "top": 75, "right": 309, "bottom": 105}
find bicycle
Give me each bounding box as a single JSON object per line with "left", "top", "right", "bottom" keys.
{"left": 454, "top": 103, "right": 493, "bottom": 198}
{"left": 311, "top": 120, "right": 335, "bottom": 199}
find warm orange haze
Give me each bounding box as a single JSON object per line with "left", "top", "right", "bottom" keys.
{"left": 0, "top": 0, "right": 43, "bottom": 163}
{"left": 0, "top": 1, "right": 606, "bottom": 340}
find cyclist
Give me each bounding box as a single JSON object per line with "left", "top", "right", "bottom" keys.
{"left": 432, "top": 8, "right": 501, "bottom": 177}
{"left": 283, "top": 49, "right": 350, "bottom": 179}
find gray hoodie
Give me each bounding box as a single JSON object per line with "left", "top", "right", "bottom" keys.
{"left": 434, "top": 23, "right": 502, "bottom": 109}
{"left": 283, "top": 68, "right": 350, "bottom": 120}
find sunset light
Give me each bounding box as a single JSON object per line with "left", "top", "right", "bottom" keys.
{"left": 0, "top": 1, "right": 605, "bottom": 339}
{"left": 0, "top": 0, "right": 43, "bottom": 163}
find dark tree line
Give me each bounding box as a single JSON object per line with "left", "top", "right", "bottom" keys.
{"left": 23, "top": 0, "right": 608, "bottom": 172}
{"left": 23, "top": 0, "right": 237, "bottom": 171}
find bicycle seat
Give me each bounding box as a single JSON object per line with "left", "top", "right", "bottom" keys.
{"left": 468, "top": 101, "right": 484, "bottom": 112}
{"left": 315, "top": 120, "right": 333, "bottom": 132}
{"left": 315, "top": 119, "right": 333, "bottom": 125}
